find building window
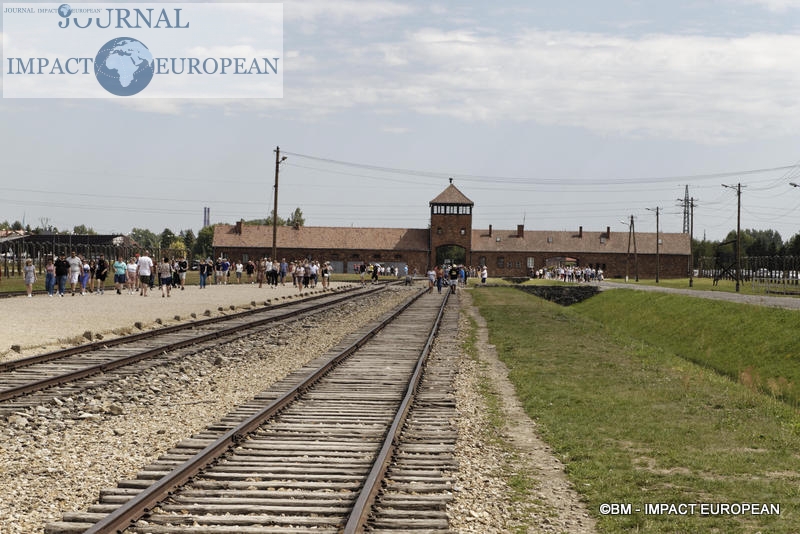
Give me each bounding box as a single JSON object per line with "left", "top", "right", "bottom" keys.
{"left": 547, "top": 236, "right": 553, "bottom": 243}
{"left": 242, "top": 254, "right": 249, "bottom": 262}
{"left": 516, "top": 261, "right": 521, "bottom": 268}
{"left": 460, "top": 228, "right": 466, "bottom": 235}
{"left": 497, "top": 257, "right": 504, "bottom": 268}
{"left": 527, "top": 257, "right": 534, "bottom": 268}
{"left": 437, "top": 227, "right": 443, "bottom": 235}
{"left": 351, "top": 253, "right": 360, "bottom": 259}
{"left": 479, "top": 256, "right": 486, "bottom": 267}
{"left": 373, "top": 254, "right": 381, "bottom": 259}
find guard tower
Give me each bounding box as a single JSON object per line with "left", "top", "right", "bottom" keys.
{"left": 429, "top": 179, "right": 474, "bottom": 267}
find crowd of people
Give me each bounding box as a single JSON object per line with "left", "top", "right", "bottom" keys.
{"left": 14, "top": 255, "right": 609, "bottom": 299}
{"left": 532, "top": 266, "right": 605, "bottom": 283}
{"left": 425, "top": 264, "right": 481, "bottom": 294}
{"left": 196, "top": 257, "right": 336, "bottom": 292}
{"left": 23, "top": 252, "right": 344, "bottom": 298}
{"left": 33, "top": 250, "right": 191, "bottom": 298}
{"left": 354, "top": 262, "right": 410, "bottom": 285}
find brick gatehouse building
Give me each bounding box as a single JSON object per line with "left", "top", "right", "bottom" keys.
{"left": 212, "top": 182, "right": 690, "bottom": 279}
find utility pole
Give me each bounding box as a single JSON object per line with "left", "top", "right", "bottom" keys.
{"left": 677, "top": 193, "right": 698, "bottom": 287}
{"left": 272, "top": 146, "right": 287, "bottom": 262}
{"left": 689, "top": 197, "right": 696, "bottom": 287}
{"left": 681, "top": 185, "right": 690, "bottom": 234}
{"left": 647, "top": 207, "right": 660, "bottom": 283}
{"left": 623, "top": 214, "right": 639, "bottom": 282}
{"left": 722, "top": 183, "right": 743, "bottom": 292}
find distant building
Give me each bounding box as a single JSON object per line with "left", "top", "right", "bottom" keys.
{"left": 212, "top": 183, "right": 690, "bottom": 279}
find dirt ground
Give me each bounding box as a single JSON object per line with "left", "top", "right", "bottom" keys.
{"left": 461, "top": 290, "right": 597, "bottom": 532}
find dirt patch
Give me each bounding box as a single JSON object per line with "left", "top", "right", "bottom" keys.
{"left": 460, "top": 290, "right": 597, "bottom": 533}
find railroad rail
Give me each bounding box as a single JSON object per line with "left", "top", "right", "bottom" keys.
{"left": 45, "top": 288, "right": 455, "bottom": 533}
{"left": 0, "top": 284, "right": 388, "bottom": 414}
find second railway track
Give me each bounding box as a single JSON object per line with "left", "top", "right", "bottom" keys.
{"left": 0, "top": 284, "right": 388, "bottom": 414}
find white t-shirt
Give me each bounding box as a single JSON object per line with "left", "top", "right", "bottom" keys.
{"left": 67, "top": 256, "right": 82, "bottom": 273}
{"left": 137, "top": 256, "right": 154, "bottom": 276}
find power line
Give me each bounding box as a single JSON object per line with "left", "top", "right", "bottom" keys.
{"left": 282, "top": 150, "right": 800, "bottom": 186}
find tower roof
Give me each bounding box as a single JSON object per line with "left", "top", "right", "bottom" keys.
{"left": 430, "top": 183, "right": 473, "bottom": 206}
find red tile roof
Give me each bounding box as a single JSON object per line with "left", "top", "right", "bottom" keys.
{"left": 429, "top": 184, "right": 473, "bottom": 205}
{"left": 471, "top": 228, "right": 689, "bottom": 255}
{"left": 213, "top": 224, "right": 429, "bottom": 251}
{"left": 214, "top": 224, "right": 689, "bottom": 256}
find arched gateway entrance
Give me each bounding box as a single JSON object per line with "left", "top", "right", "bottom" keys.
{"left": 435, "top": 244, "right": 466, "bottom": 267}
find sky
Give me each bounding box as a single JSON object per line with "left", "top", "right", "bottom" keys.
{"left": 4, "top": 0, "right": 800, "bottom": 242}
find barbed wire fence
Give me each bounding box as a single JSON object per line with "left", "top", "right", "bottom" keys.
{"left": 697, "top": 255, "right": 800, "bottom": 294}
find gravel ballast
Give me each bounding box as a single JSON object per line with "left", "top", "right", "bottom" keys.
{"left": 0, "top": 284, "right": 595, "bottom": 533}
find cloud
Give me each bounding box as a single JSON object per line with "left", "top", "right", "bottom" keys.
{"left": 736, "top": 0, "right": 800, "bottom": 11}
{"left": 279, "top": 27, "right": 800, "bottom": 144}
{"left": 286, "top": 1, "right": 415, "bottom": 24}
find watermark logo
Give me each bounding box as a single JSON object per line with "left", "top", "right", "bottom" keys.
{"left": 94, "top": 37, "right": 154, "bottom": 96}
{"left": 3, "top": 3, "right": 283, "bottom": 98}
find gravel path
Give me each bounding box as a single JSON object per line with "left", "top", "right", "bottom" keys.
{"left": 600, "top": 280, "right": 800, "bottom": 309}
{"left": 0, "top": 283, "right": 343, "bottom": 361}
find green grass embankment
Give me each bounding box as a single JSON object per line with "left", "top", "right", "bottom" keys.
{"left": 471, "top": 287, "right": 800, "bottom": 533}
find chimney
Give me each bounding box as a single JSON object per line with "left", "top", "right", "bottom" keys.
{"left": 606, "top": 226, "right": 611, "bottom": 238}
{"left": 517, "top": 224, "right": 524, "bottom": 238}
{"left": 579, "top": 226, "right": 583, "bottom": 238}
{"left": 235, "top": 219, "right": 243, "bottom": 234}
{"left": 489, "top": 224, "right": 492, "bottom": 237}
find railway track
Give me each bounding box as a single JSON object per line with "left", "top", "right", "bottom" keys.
{"left": 0, "top": 284, "right": 387, "bottom": 415}
{"left": 45, "top": 288, "right": 458, "bottom": 533}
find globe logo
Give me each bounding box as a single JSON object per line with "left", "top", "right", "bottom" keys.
{"left": 94, "top": 37, "right": 154, "bottom": 97}
{"left": 58, "top": 4, "right": 72, "bottom": 17}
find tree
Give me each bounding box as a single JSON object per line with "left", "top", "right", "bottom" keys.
{"left": 248, "top": 209, "right": 286, "bottom": 227}
{"left": 286, "top": 207, "right": 305, "bottom": 227}
{"left": 168, "top": 238, "right": 187, "bottom": 254}
{"left": 130, "top": 227, "right": 159, "bottom": 249}
{"left": 72, "top": 224, "right": 96, "bottom": 235}
{"left": 160, "top": 228, "right": 176, "bottom": 249}
{"left": 11, "top": 220, "right": 23, "bottom": 231}
{"left": 193, "top": 225, "right": 215, "bottom": 259}
{"left": 181, "top": 229, "right": 196, "bottom": 252}
{"left": 692, "top": 238, "right": 717, "bottom": 261}
{"left": 786, "top": 233, "right": 800, "bottom": 256}
{"left": 743, "top": 229, "right": 782, "bottom": 257}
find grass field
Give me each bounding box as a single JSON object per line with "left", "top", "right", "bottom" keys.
{"left": 470, "top": 286, "right": 800, "bottom": 533}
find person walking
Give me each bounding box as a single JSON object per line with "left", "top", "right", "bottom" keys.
{"left": 23, "top": 258, "right": 36, "bottom": 297}
{"left": 112, "top": 255, "right": 127, "bottom": 294}
{"left": 157, "top": 256, "right": 173, "bottom": 297}
{"left": 137, "top": 251, "right": 154, "bottom": 296}
{"left": 80, "top": 257, "right": 91, "bottom": 295}
{"left": 177, "top": 256, "right": 188, "bottom": 290}
{"left": 45, "top": 257, "right": 56, "bottom": 297}
{"left": 67, "top": 250, "right": 82, "bottom": 296}
{"left": 448, "top": 263, "right": 459, "bottom": 294}
{"left": 235, "top": 260, "right": 244, "bottom": 283}
{"left": 126, "top": 257, "right": 138, "bottom": 294}
{"left": 95, "top": 253, "right": 109, "bottom": 294}
{"left": 55, "top": 253, "right": 69, "bottom": 296}
{"left": 198, "top": 258, "right": 210, "bottom": 289}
